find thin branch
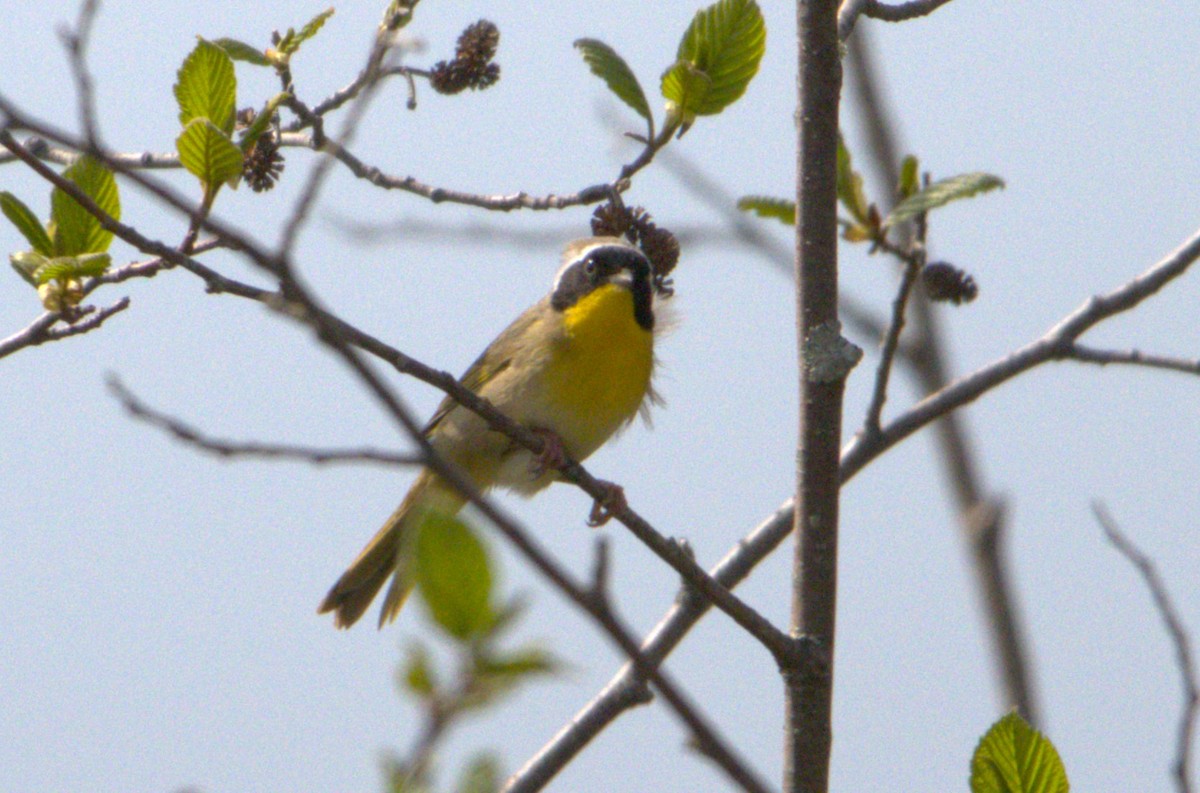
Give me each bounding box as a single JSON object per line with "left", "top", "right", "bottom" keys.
{"left": 841, "top": 223, "right": 1200, "bottom": 484}
{"left": 0, "top": 139, "right": 181, "bottom": 168}
{"left": 283, "top": 46, "right": 427, "bottom": 129}
{"left": 325, "top": 213, "right": 734, "bottom": 251}
{"left": 863, "top": 0, "right": 959, "bottom": 23}
{"left": 838, "top": 0, "right": 959, "bottom": 39}
{"left": 59, "top": 0, "right": 102, "bottom": 146}
{"left": 42, "top": 297, "right": 129, "bottom": 340}
{"left": 1067, "top": 344, "right": 1200, "bottom": 376}
{"left": 1094, "top": 503, "right": 1198, "bottom": 793}
{"left": 106, "top": 376, "right": 425, "bottom": 468}
{"left": 94, "top": 238, "right": 225, "bottom": 286}
{"left": 846, "top": 28, "right": 1041, "bottom": 723}
{"left": 837, "top": 0, "right": 873, "bottom": 39}
{"left": 321, "top": 133, "right": 622, "bottom": 211}
{"left": 0, "top": 238, "right": 223, "bottom": 362}
{"left": 0, "top": 297, "right": 130, "bottom": 359}
{"left": 277, "top": 30, "right": 393, "bottom": 256}
{"left": 862, "top": 243, "right": 922, "bottom": 436}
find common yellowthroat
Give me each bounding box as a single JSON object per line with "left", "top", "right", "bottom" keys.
{"left": 319, "top": 237, "right": 663, "bottom": 628}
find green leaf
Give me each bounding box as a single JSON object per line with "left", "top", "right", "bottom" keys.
{"left": 33, "top": 252, "right": 111, "bottom": 285}
{"left": 456, "top": 754, "right": 501, "bottom": 793}
{"left": 475, "top": 646, "right": 560, "bottom": 682}
{"left": 177, "top": 118, "right": 246, "bottom": 187}
{"left": 175, "top": 38, "right": 237, "bottom": 134}
{"left": 0, "top": 192, "right": 53, "bottom": 255}
{"left": 399, "top": 643, "right": 438, "bottom": 699}
{"left": 574, "top": 39, "right": 653, "bottom": 137}
{"left": 970, "top": 712, "right": 1069, "bottom": 793}
{"left": 662, "top": 0, "right": 766, "bottom": 118}
{"left": 414, "top": 511, "right": 495, "bottom": 641}
{"left": 836, "top": 135, "right": 869, "bottom": 223}
{"left": 736, "top": 195, "right": 795, "bottom": 225}
{"left": 278, "top": 8, "right": 335, "bottom": 56}
{"left": 898, "top": 154, "right": 919, "bottom": 200}
{"left": 213, "top": 38, "right": 271, "bottom": 66}
{"left": 50, "top": 156, "right": 120, "bottom": 256}
{"left": 10, "top": 250, "right": 48, "bottom": 286}
{"left": 885, "top": 171, "right": 1005, "bottom": 228}
{"left": 660, "top": 61, "right": 711, "bottom": 133}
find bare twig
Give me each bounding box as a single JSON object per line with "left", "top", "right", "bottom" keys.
{"left": 0, "top": 239, "right": 223, "bottom": 362}
{"left": 1067, "top": 345, "right": 1200, "bottom": 376}
{"left": 863, "top": 0, "right": 959, "bottom": 23}
{"left": 106, "top": 376, "right": 425, "bottom": 468}
{"left": 277, "top": 30, "right": 394, "bottom": 256}
{"left": 0, "top": 139, "right": 180, "bottom": 168}
{"left": 845, "top": 29, "right": 1041, "bottom": 723}
{"left": 838, "top": 0, "right": 959, "bottom": 39}
{"left": 862, "top": 240, "right": 922, "bottom": 436}
{"left": 1094, "top": 502, "right": 1198, "bottom": 793}
{"left": 0, "top": 297, "right": 130, "bottom": 359}
{"left": 59, "top": 0, "right": 102, "bottom": 146}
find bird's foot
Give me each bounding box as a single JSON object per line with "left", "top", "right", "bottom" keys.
{"left": 529, "top": 428, "right": 567, "bottom": 478}
{"left": 587, "top": 481, "right": 627, "bottom": 527}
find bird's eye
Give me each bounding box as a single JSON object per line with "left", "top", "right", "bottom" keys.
{"left": 584, "top": 257, "right": 598, "bottom": 279}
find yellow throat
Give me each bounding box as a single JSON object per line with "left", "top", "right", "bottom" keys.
{"left": 545, "top": 282, "right": 654, "bottom": 458}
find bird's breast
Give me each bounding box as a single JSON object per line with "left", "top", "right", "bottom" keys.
{"left": 536, "top": 283, "right": 653, "bottom": 460}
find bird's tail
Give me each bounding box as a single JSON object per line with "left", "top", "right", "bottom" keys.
{"left": 318, "top": 470, "right": 465, "bottom": 629}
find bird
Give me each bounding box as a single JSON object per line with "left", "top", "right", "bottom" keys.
{"left": 319, "top": 236, "right": 664, "bottom": 629}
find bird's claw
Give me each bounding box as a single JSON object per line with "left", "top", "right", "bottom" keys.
{"left": 587, "top": 481, "right": 626, "bottom": 527}
{"left": 529, "top": 428, "right": 567, "bottom": 478}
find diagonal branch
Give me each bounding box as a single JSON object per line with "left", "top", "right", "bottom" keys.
{"left": 0, "top": 297, "right": 130, "bottom": 359}
{"left": 59, "top": 0, "right": 102, "bottom": 146}
{"left": 841, "top": 222, "right": 1200, "bottom": 484}
{"left": 861, "top": 237, "right": 922, "bottom": 436}
{"left": 106, "top": 376, "right": 426, "bottom": 468}
{"left": 1066, "top": 344, "right": 1200, "bottom": 377}
{"left": 1094, "top": 502, "right": 1198, "bottom": 793}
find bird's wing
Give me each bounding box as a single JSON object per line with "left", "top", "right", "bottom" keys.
{"left": 421, "top": 300, "right": 545, "bottom": 437}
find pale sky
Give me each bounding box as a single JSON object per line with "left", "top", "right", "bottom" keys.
{"left": 3, "top": 2, "right": 1199, "bottom": 792}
